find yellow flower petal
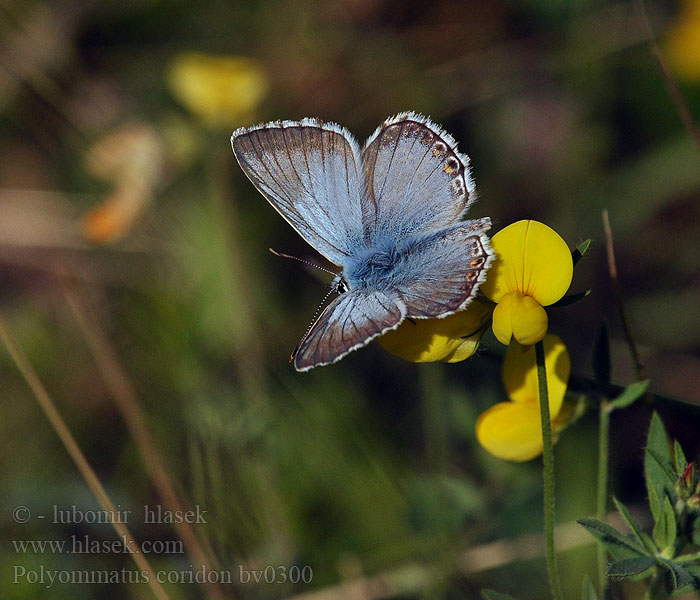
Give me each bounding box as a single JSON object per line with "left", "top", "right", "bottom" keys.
{"left": 476, "top": 334, "right": 571, "bottom": 462}
{"left": 378, "top": 301, "right": 491, "bottom": 363}
{"left": 481, "top": 220, "right": 573, "bottom": 306}
{"left": 441, "top": 335, "right": 481, "bottom": 363}
{"left": 492, "top": 292, "right": 548, "bottom": 346}
{"left": 476, "top": 402, "right": 547, "bottom": 462}
{"left": 501, "top": 334, "right": 570, "bottom": 418}
{"left": 167, "top": 53, "right": 268, "bottom": 127}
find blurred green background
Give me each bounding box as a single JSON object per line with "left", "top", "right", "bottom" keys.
{"left": 1, "top": 0, "right": 699, "bottom": 598}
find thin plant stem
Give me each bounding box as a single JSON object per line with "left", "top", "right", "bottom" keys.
{"left": 60, "top": 274, "right": 226, "bottom": 600}
{"left": 0, "top": 311, "right": 170, "bottom": 600}
{"left": 634, "top": 0, "right": 700, "bottom": 159}
{"left": 535, "top": 340, "right": 564, "bottom": 600}
{"left": 602, "top": 209, "right": 646, "bottom": 381}
{"left": 597, "top": 399, "right": 611, "bottom": 595}
{"left": 646, "top": 571, "right": 667, "bottom": 600}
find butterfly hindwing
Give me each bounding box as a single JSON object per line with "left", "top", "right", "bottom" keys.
{"left": 392, "top": 220, "right": 492, "bottom": 318}
{"left": 292, "top": 289, "right": 405, "bottom": 371}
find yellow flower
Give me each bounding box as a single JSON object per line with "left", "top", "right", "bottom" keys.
{"left": 378, "top": 300, "right": 492, "bottom": 363}
{"left": 481, "top": 220, "right": 572, "bottom": 346}
{"left": 476, "top": 335, "right": 571, "bottom": 462}
{"left": 664, "top": 0, "right": 700, "bottom": 82}
{"left": 167, "top": 53, "right": 268, "bottom": 127}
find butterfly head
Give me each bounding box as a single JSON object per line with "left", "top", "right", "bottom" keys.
{"left": 332, "top": 274, "right": 348, "bottom": 295}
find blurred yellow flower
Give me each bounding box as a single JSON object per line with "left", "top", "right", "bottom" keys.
{"left": 378, "top": 300, "right": 492, "bottom": 363}
{"left": 664, "top": 0, "right": 700, "bottom": 82}
{"left": 167, "top": 52, "right": 268, "bottom": 127}
{"left": 481, "top": 220, "right": 572, "bottom": 346}
{"left": 476, "top": 334, "right": 571, "bottom": 462}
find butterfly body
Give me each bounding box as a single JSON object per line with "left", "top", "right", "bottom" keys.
{"left": 343, "top": 231, "right": 423, "bottom": 290}
{"left": 231, "top": 112, "right": 493, "bottom": 371}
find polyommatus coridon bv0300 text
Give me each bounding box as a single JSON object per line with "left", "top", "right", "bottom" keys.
{"left": 231, "top": 112, "right": 492, "bottom": 371}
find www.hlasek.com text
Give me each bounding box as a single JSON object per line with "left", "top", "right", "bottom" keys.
{"left": 12, "top": 535, "right": 183, "bottom": 555}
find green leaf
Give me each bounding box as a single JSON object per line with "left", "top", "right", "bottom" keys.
{"left": 613, "top": 497, "right": 656, "bottom": 552}
{"left": 581, "top": 575, "right": 599, "bottom": 600}
{"left": 640, "top": 532, "right": 657, "bottom": 552}
{"left": 578, "top": 517, "right": 650, "bottom": 559}
{"left": 480, "top": 590, "right": 520, "bottom": 600}
{"left": 609, "top": 380, "right": 650, "bottom": 411}
{"left": 550, "top": 289, "right": 591, "bottom": 307}
{"left": 653, "top": 495, "right": 678, "bottom": 552}
{"left": 673, "top": 440, "right": 688, "bottom": 475}
{"left": 607, "top": 556, "right": 656, "bottom": 577}
{"left": 676, "top": 551, "right": 700, "bottom": 564}
{"left": 645, "top": 413, "right": 674, "bottom": 521}
{"left": 647, "top": 449, "right": 679, "bottom": 485}
{"left": 592, "top": 324, "right": 611, "bottom": 392}
{"left": 660, "top": 559, "right": 697, "bottom": 591}
{"left": 573, "top": 239, "right": 592, "bottom": 266}
{"left": 683, "top": 565, "right": 700, "bottom": 588}
{"left": 692, "top": 516, "right": 700, "bottom": 547}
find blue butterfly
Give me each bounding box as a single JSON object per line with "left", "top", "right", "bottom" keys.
{"left": 231, "top": 112, "right": 493, "bottom": 371}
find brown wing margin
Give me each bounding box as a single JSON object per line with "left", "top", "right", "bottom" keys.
{"left": 292, "top": 289, "right": 405, "bottom": 371}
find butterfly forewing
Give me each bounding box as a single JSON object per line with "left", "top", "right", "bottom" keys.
{"left": 232, "top": 120, "right": 366, "bottom": 265}
{"left": 361, "top": 112, "right": 474, "bottom": 241}
{"left": 293, "top": 289, "right": 405, "bottom": 371}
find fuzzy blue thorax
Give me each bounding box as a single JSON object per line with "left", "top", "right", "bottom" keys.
{"left": 343, "top": 234, "right": 424, "bottom": 291}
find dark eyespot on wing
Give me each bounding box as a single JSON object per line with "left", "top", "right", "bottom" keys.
{"left": 360, "top": 112, "right": 475, "bottom": 241}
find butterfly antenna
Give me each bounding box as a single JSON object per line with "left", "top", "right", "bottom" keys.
{"left": 290, "top": 285, "right": 340, "bottom": 362}
{"left": 269, "top": 248, "right": 337, "bottom": 276}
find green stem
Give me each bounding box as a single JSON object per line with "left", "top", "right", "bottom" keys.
{"left": 536, "top": 340, "right": 564, "bottom": 600}
{"left": 646, "top": 571, "right": 668, "bottom": 600}
{"left": 597, "top": 400, "right": 610, "bottom": 595}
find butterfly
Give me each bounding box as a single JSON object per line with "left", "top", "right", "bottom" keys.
{"left": 231, "top": 112, "right": 493, "bottom": 371}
